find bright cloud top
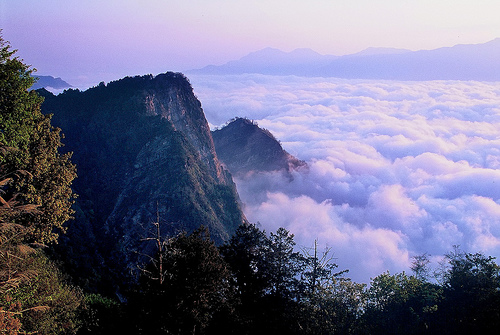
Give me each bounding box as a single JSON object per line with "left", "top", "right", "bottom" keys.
{"left": 190, "top": 74, "right": 500, "bottom": 282}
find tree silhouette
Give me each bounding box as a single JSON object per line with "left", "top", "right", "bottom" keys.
{"left": 135, "top": 226, "right": 233, "bottom": 335}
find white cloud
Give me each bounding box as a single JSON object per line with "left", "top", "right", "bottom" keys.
{"left": 246, "top": 192, "right": 410, "bottom": 282}
{"left": 190, "top": 74, "right": 500, "bottom": 283}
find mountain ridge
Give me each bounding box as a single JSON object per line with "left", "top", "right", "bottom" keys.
{"left": 39, "top": 72, "right": 246, "bottom": 290}
{"left": 188, "top": 38, "right": 500, "bottom": 81}
{"left": 212, "top": 117, "right": 306, "bottom": 177}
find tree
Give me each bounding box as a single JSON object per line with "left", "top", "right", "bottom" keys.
{"left": 265, "top": 227, "right": 306, "bottom": 298}
{"left": 0, "top": 35, "right": 82, "bottom": 335}
{"left": 411, "top": 253, "right": 431, "bottom": 282}
{"left": 134, "top": 226, "right": 233, "bottom": 335}
{"left": 220, "top": 223, "right": 270, "bottom": 302}
{"left": 0, "top": 35, "right": 76, "bottom": 244}
{"left": 361, "top": 271, "right": 441, "bottom": 335}
{"left": 136, "top": 208, "right": 170, "bottom": 285}
{"left": 436, "top": 250, "right": 500, "bottom": 335}
{"left": 295, "top": 241, "right": 355, "bottom": 334}
{"left": 300, "top": 239, "right": 348, "bottom": 300}
{"left": 221, "top": 225, "right": 310, "bottom": 334}
{"left": 219, "top": 223, "right": 274, "bottom": 333}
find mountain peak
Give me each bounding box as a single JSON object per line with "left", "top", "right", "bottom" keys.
{"left": 238, "top": 47, "right": 327, "bottom": 63}
{"left": 42, "top": 72, "right": 247, "bottom": 288}
{"left": 212, "top": 117, "right": 306, "bottom": 176}
{"left": 351, "top": 47, "right": 411, "bottom": 57}
{"left": 237, "top": 47, "right": 292, "bottom": 64}
{"left": 31, "top": 75, "right": 72, "bottom": 90}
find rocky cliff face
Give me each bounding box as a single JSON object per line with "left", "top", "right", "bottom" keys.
{"left": 40, "top": 73, "right": 245, "bottom": 288}
{"left": 212, "top": 117, "right": 306, "bottom": 176}
{"left": 140, "top": 74, "right": 225, "bottom": 182}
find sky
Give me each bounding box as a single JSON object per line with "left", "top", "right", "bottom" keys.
{"left": 2, "top": 0, "right": 500, "bottom": 88}
{"left": 189, "top": 74, "right": 500, "bottom": 282}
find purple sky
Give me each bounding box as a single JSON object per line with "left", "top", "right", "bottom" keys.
{"left": 2, "top": 0, "right": 500, "bottom": 88}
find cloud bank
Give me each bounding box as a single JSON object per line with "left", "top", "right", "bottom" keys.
{"left": 190, "top": 74, "right": 500, "bottom": 282}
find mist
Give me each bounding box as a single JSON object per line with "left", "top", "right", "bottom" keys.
{"left": 190, "top": 74, "right": 500, "bottom": 282}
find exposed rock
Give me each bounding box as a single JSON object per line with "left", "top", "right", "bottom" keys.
{"left": 212, "top": 117, "right": 306, "bottom": 177}
{"left": 140, "top": 73, "right": 225, "bottom": 182}
{"left": 40, "top": 73, "right": 245, "bottom": 289}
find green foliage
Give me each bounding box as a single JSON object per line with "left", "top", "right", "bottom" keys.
{"left": 78, "top": 293, "right": 122, "bottom": 335}
{"left": 358, "top": 249, "right": 500, "bottom": 335}
{"left": 10, "top": 253, "right": 82, "bottom": 335}
{"left": 0, "top": 35, "right": 81, "bottom": 334}
{"left": 411, "top": 253, "right": 432, "bottom": 282}
{"left": 0, "top": 249, "right": 83, "bottom": 335}
{"left": 361, "top": 271, "right": 441, "bottom": 334}
{"left": 0, "top": 36, "right": 76, "bottom": 244}
{"left": 294, "top": 242, "right": 358, "bottom": 334}
{"left": 296, "top": 277, "right": 366, "bottom": 335}
{"left": 73, "top": 221, "right": 500, "bottom": 335}
{"left": 265, "top": 227, "right": 306, "bottom": 298}
{"left": 19, "top": 113, "right": 77, "bottom": 243}
{"left": 300, "top": 240, "right": 348, "bottom": 300}
{"left": 436, "top": 249, "right": 500, "bottom": 334}
{"left": 0, "top": 39, "right": 39, "bottom": 158}
{"left": 221, "top": 224, "right": 308, "bottom": 302}
{"left": 220, "top": 224, "right": 353, "bottom": 334}
{"left": 220, "top": 223, "right": 270, "bottom": 302}
{"left": 133, "top": 226, "right": 233, "bottom": 335}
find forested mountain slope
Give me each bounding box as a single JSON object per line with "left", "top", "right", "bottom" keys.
{"left": 212, "top": 117, "right": 306, "bottom": 176}
{"left": 39, "top": 73, "right": 246, "bottom": 289}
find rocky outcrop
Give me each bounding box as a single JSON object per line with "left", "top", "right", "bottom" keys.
{"left": 212, "top": 117, "right": 306, "bottom": 176}
{"left": 140, "top": 73, "right": 225, "bottom": 182}
{"left": 40, "top": 73, "right": 245, "bottom": 288}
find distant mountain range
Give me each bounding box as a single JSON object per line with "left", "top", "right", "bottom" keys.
{"left": 188, "top": 39, "right": 500, "bottom": 81}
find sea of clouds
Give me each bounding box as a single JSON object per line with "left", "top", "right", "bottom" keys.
{"left": 189, "top": 74, "right": 500, "bottom": 283}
